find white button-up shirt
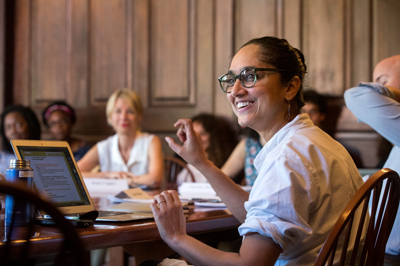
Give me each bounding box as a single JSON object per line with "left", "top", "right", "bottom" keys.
{"left": 238, "top": 114, "right": 364, "bottom": 265}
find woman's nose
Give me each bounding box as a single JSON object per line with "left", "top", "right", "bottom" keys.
{"left": 230, "top": 79, "right": 246, "bottom": 97}
{"left": 120, "top": 111, "right": 128, "bottom": 119}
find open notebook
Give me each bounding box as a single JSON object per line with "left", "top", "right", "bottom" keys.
{"left": 10, "top": 139, "right": 153, "bottom": 222}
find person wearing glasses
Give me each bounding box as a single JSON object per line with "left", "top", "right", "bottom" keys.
{"left": 42, "top": 101, "right": 91, "bottom": 161}
{"left": 147, "top": 36, "right": 364, "bottom": 266}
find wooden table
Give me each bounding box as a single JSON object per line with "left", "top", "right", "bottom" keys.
{"left": 0, "top": 195, "right": 241, "bottom": 263}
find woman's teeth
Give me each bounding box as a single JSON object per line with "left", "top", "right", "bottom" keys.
{"left": 237, "top": 102, "right": 252, "bottom": 109}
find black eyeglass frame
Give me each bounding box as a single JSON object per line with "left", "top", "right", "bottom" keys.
{"left": 218, "top": 67, "right": 288, "bottom": 93}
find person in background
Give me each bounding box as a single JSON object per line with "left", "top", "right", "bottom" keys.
{"left": 221, "top": 127, "right": 265, "bottom": 186}
{"left": 177, "top": 113, "right": 239, "bottom": 184}
{"left": 77, "top": 89, "right": 164, "bottom": 189}
{"left": 0, "top": 105, "right": 41, "bottom": 176}
{"left": 147, "top": 36, "right": 363, "bottom": 266}
{"left": 301, "top": 89, "right": 327, "bottom": 127}
{"left": 344, "top": 54, "right": 400, "bottom": 260}
{"left": 302, "top": 89, "right": 364, "bottom": 168}
{"left": 42, "top": 101, "right": 91, "bottom": 161}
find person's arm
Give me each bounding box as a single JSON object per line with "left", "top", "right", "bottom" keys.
{"left": 344, "top": 83, "right": 400, "bottom": 147}
{"left": 165, "top": 119, "right": 249, "bottom": 222}
{"left": 125, "top": 136, "right": 164, "bottom": 188}
{"left": 76, "top": 146, "right": 127, "bottom": 178}
{"left": 221, "top": 139, "right": 246, "bottom": 178}
{"left": 77, "top": 145, "right": 101, "bottom": 174}
{"left": 151, "top": 190, "right": 281, "bottom": 266}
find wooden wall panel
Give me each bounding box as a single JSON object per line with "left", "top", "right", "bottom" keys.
{"left": 281, "top": 0, "right": 302, "bottom": 50}
{"left": 134, "top": 0, "right": 217, "bottom": 131}
{"left": 13, "top": 0, "right": 31, "bottom": 106}
{"left": 372, "top": 0, "right": 400, "bottom": 65}
{"left": 196, "top": 0, "right": 216, "bottom": 114}
{"left": 31, "top": 0, "right": 66, "bottom": 102}
{"left": 0, "top": 0, "right": 4, "bottom": 110}
{"left": 149, "top": 0, "right": 193, "bottom": 106}
{"left": 351, "top": 0, "right": 372, "bottom": 88}
{"left": 215, "top": 0, "right": 234, "bottom": 118}
{"left": 235, "top": 0, "right": 277, "bottom": 51}
{"left": 132, "top": 0, "right": 150, "bottom": 108}
{"left": 90, "top": 0, "right": 127, "bottom": 103}
{"left": 69, "top": 0, "right": 89, "bottom": 108}
{"left": 303, "top": 0, "right": 345, "bottom": 96}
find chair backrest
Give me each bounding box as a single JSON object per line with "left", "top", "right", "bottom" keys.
{"left": 164, "top": 156, "right": 194, "bottom": 190}
{"left": 314, "top": 168, "right": 400, "bottom": 266}
{"left": 0, "top": 181, "right": 89, "bottom": 266}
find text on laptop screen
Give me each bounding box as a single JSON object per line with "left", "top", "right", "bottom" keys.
{"left": 17, "top": 146, "right": 91, "bottom": 207}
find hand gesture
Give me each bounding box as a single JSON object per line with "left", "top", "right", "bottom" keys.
{"left": 165, "top": 119, "right": 208, "bottom": 167}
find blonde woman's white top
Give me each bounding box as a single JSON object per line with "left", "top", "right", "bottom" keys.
{"left": 97, "top": 132, "right": 154, "bottom": 175}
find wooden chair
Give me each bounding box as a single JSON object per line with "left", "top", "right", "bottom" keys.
{"left": 314, "top": 168, "right": 400, "bottom": 266}
{"left": 163, "top": 156, "right": 195, "bottom": 190}
{"left": 0, "top": 181, "right": 89, "bottom": 266}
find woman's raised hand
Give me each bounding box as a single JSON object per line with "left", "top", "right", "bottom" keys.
{"left": 165, "top": 119, "right": 208, "bottom": 167}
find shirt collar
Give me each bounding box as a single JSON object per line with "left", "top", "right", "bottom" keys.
{"left": 254, "top": 113, "right": 312, "bottom": 171}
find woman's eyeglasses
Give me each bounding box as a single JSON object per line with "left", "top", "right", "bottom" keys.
{"left": 218, "top": 67, "right": 287, "bottom": 93}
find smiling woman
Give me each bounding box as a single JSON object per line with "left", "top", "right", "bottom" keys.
{"left": 77, "top": 89, "right": 164, "bottom": 189}
{"left": 146, "top": 36, "right": 365, "bottom": 266}
{"left": 0, "top": 105, "right": 41, "bottom": 176}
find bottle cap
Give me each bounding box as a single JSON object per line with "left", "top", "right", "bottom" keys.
{"left": 9, "top": 159, "right": 31, "bottom": 168}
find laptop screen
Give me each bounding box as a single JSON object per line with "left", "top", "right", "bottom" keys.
{"left": 16, "top": 145, "right": 91, "bottom": 208}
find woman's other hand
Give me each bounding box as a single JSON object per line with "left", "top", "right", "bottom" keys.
{"left": 151, "top": 190, "right": 187, "bottom": 244}
{"left": 165, "top": 119, "right": 208, "bottom": 167}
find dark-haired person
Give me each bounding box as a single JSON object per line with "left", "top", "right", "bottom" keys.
{"left": 147, "top": 36, "right": 364, "bottom": 265}
{"left": 177, "top": 113, "right": 239, "bottom": 184}
{"left": 42, "top": 101, "right": 91, "bottom": 161}
{"left": 301, "top": 89, "right": 364, "bottom": 168}
{"left": 301, "top": 89, "right": 327, "bottom": 128}
{"left": 0, "top": 105, "right": 41, "bottom": 176}
{"left": 345, "top": 54, "right": 400, "bottom": 260}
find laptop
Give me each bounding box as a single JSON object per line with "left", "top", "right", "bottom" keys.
{"left": 10, "top": 139, "right": 154, "bottom": 222}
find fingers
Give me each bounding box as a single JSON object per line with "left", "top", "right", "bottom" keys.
{"left": 163, "top": 190, "right": 181, "bottom": 204}
{"left": 152, "top": 190, "right": 181, "bottom": 210}
{"left": 174, "top": 119, "right": 194, "bottom": 142}
{"left": 165, "top": 137, "right": 182, "bottom": 155}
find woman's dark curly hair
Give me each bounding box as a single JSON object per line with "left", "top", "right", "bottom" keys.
{"left": 192, "top": 113, "right": 239, "bottom": 168}
{"left": 1, "top": 105, "right": 41, "bottom": 153}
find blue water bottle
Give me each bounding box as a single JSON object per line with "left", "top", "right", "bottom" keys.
{"left": 5, "top": 159, "right": 35, "bottom": 227}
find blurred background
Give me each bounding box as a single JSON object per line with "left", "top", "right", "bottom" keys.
{"left": 1, "top": 0, "right": 399, "bottom": 167}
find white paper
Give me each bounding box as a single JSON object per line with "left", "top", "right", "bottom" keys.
{"left": 194, "top": 201, "right": 226, "bottom": 208}
{"left": 84, "top": 178, "right": 129, "bottom": 196}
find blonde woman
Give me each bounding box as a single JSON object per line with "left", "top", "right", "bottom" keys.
{"left": 78, "top": 89, "right": 164, "bottom": 189}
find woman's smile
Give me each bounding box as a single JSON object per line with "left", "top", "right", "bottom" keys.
{"left": 236, "top": 101, "right": 255, "bottom": 110}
